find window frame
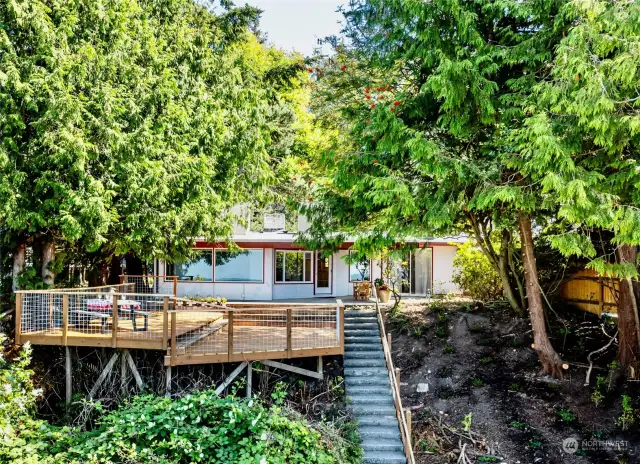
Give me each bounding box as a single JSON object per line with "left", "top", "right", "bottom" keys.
{"left": 274, "top": 250, "right": 314, "bottom": 284}
{"left": 165, "top": 248, "right": 214, "bottom": 282}
{"left": 348, "top": 251, "right": 372, "bottom": 283}
{"left": 213, "top": 248, "right": 264, "bottom": 284}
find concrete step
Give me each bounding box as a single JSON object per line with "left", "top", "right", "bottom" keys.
{"left": 357, "top": 415, "right": 401, "bottom": 427}
{"left": 343, "top": 329, "right": 379, "bottom": 336}
{"left": 345, "top": 336, "right": 381, "bottom": 344}
{"left": 344, "top": 358, "right": 387, "bottom": 368}
{"left": 358, "top": 426, "right": 402, "bottom": 440}
{"left": 353, "top": 404, "right": 397, "bottom": 416}
{"left": 344, "top": 350, "right": 385, "bottom": 360}
{"left": 344, "top": 367, "right": 389, "bottom": 377}
{"left": 345, "top": 311, "right": 376, "bottom": 317}
{"left": 362, "top": 451, "right": 407, "bottom": 464}
{"left": 346, "top": 376, "right": 390, "bottom": 386}
{"left": 346, "top": 385, "right": 392, "bottom": 396}
{"left": 344, "top": 322, "right": 378, "bottom": 329}
{"left": 348, "top": 394, "right": 394, "bottom": 405}
{"left": 344, "top": 343, "right": 382, "bottom": 352}
{"left": 344, "top": 315, "right": 378, "bottom": 322}
{"left": 362, "top": 439, "right": 405, "bottom": 453}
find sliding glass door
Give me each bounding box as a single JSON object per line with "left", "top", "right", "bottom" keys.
{"left": 399, "top": 249, "right": 432, "bottom": 295}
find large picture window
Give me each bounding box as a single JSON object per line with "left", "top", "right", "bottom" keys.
{"left": 214, "top": 249, "right": 263, "bottom": 282}
{"left": 349, "top": 252, "right": 371, "bottom": 282}
{"left": 166, "top": 250, "right": 213, "bottom": 282}
{"left": 275, "top": 251, "right": 312, "bottom": 283}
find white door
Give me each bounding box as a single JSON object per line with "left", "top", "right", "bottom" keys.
{"left": 315, "top": 254, "right": 332, "bottom": 294}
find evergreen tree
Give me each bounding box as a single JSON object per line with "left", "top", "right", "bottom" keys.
{"left": 304, "top": 0, "right": 571, "bottom": 375}
{"left": 514, "top": 0, "right": 640, "bottom": 370}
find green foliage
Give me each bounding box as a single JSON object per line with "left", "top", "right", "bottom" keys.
{"left": 443, "top": 344, "right": 456, "bottom": 354}
{"left": 556, "top": 408, "right": 577, "bottom": 423}
{"left": 461, "top": 413, "right": 473, "bottom": 432}
{"left": 0, "top": 334, "right": 360, "bottom": 464}
{"left": 0, "top": 0, "right": 314, "bottom": 270}
{"left": 452, "top": 241, "right": 502, "bottom": 302}
{"left": 591, "top": 376, "right": 606, "bottom": 407}
{"left": 617, "top": 395, "right": 635, "bottom": 431}
{"left": 471, "top": 378, "right": 484, "bottom": 388}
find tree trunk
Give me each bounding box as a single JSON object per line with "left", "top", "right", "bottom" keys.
{"left": 12, "top": 243, "right": 26, "bottom": 291}
{"left": 108, "top": 255, "right": 123, "bottom": 285}
{"left": 616, "top": 245, "right": 640, "bottom": 371}
{"left": 518, "top": 211, "right": 566, "bottom": 378}
{"left": 41, "top": 240, "right": 55, "bottom": 287}
{"left": 499, "top": 230, "right": 521, "bottom": 313}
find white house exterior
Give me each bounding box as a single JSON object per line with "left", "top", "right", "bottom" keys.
{"left": 154, "top": 227, "right": 464, "bottom": 301}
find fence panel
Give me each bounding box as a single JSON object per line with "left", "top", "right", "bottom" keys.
{"left": 560, "top": 270, "right": 619, "bottom": 315}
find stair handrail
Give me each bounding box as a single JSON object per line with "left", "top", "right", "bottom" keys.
{"left": 373, "top": 289, "right": 415, "bottom": 464}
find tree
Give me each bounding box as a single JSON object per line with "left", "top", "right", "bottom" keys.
{"left": 0, "top": 0, "right": 310, "bottom": 287}
{"left": 514, "top": 0, "right": 640, "bottom": 371}
{"left": 303, "top": 0, "right": 571, "bottom": 375}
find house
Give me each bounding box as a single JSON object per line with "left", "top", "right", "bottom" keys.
{"left": 154, "top": 213, "right": 464, "bottom": 300}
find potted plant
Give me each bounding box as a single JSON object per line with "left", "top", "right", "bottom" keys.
{"left": 374, "top": 278, "right": 392, "bottom": 303}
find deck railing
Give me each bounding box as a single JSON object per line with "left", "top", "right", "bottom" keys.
{"left": 166, "top": 301, "right": 345, "bottom": 366}
{"left": 120, "top": 275, "right": 178, "bottom": 296}
{"left": 374, "top": 290, "right": 415, "bottom": 464}
{"left": 16, "top": 291, "right": 344, "bottom": 366}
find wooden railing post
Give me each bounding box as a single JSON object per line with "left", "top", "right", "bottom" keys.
{"left": 162, "top": 296, "right": 169, "bottom": 350}
{"left": 337, "top": 299, "right": 345, "bottom": 352}
{"left": 405, "top": 409, "right": 412, "bottom": 448}
{"left": 173, "top": 276, "right": 178, "bottom": 297}
{"left": 112, "top": 294, "right": 119, "bottom": 348}
{"left": 119, "top": 275, "right": 124, "bottom": 285}
{"left": 286, "top": 307, "right": 293, "bottom": 357}
{"left": 62, "top": 294, "right": 69, "bottom": 346}
{"left": 15, "top": 293, "right": 22, "bottom": 344}
{"left": 227, "top": 311, "right": 234, "bottom": 362}
{"left": 395, "top": 367, "right": 401, "bottom": 393}
{"left": 170, "top": 311, "right": 177, "bottom": 366}
{"left": 387, "top": 333, "right": 392, "bottom": 352}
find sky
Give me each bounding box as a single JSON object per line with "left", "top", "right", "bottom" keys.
{"left": 243, "top": 0, "right": 346, "bottom": 57}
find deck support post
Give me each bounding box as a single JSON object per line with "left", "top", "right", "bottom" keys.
{"left": 262, "top": 360, "right": 323, "bottom": 380}
{"left": 215, "top": 361, "right": 248, "bottom": 395}
{"left": 120, "top": 349, "right": 128, "bottom": 393}
{"left": 246, "top": 362, "right": 252, "bottom": 398}
{"left": 317, "top": 356, "right": 323, "bottom": 376}
{"left": 124, "top": 350, "right": 144, "bottom": 390}
{"left": 65, "top": 346, "right": 72, "bottom": 406}
{"left": 165, "top": 366, "right": 172, "bottom": 397}
{"left": 89, "top": 351, "right": 120, "bottom": 400}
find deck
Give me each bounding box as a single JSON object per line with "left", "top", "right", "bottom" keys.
{"left": 15, "top": 286, "right": 344, "bottom": 366}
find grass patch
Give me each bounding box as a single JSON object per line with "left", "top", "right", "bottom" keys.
{"left": 443, "top": 343, "right": 456, "bottom": 354}
{"left": 471, "top": 378, "right": 485, "bottom": 387}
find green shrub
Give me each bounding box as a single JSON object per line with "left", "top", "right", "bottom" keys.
{"left": 452, "top": 241, "right": 502, "bottom": 302}
{"left": 0, "top": 335, "right": 361, "bottom": 464}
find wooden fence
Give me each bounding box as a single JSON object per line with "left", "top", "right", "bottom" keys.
{"left": 560, "top": 269, "right": 619, "bottom": 316}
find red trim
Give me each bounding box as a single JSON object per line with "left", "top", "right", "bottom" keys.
{"left": 273, "top": 250, "right": 314, "bottom": 285}
{"left": 212, "top": 248, "right": 265, "bottom": 284}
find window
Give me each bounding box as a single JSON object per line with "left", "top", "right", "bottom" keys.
{"left": 275, "top": 251, "right": 312, "bottom": 283}
{"left": 349, "top": 252, "right": 371, "bottom": 282}
{"left": 166, "top": 250, "right": 213, "bottom": 281}
{"left": 214, "top": 249, "right": 263, "bottom": 282}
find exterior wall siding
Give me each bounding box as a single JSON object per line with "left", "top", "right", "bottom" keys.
{"left": 156, "top": 243, "right": 461, "bottom": 300}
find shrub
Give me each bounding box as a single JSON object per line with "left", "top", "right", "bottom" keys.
{"left": 0, "top": 334, "right": 361, "bottom": 464}
{"left": 452, "top": 241, "right": 502, "bottom": 302}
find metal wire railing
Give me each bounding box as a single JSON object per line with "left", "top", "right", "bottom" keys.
{"left": 16, "top": 290, "right": 345, "bottom": 367}
{"left": 120, "top": 275, "right": 178, "bottom": 296}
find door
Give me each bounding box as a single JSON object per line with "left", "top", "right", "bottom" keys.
{"left": 399, "top": 249, "right": 432, "bottom": 295}
{"left": 315, "top": 253, "right": 332, "bottom": 294}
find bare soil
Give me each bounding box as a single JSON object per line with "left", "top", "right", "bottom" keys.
{"left": 385, "top": 298, "right": 640, "bottom": 464}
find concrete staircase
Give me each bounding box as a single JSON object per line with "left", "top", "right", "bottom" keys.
{"left": 344, "top": 309, "right": 406, "bottom": 464}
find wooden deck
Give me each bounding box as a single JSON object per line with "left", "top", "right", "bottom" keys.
{"left": 16, "top": 290, "right": 344, "bottom": 366}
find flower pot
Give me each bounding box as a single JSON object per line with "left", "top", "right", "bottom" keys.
{"left": 377, "top": 288, "right": 391, "bottom": 303}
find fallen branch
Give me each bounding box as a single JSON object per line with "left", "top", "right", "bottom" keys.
{"left": 585, "top": 326, "right": 618, "bottom": 386}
